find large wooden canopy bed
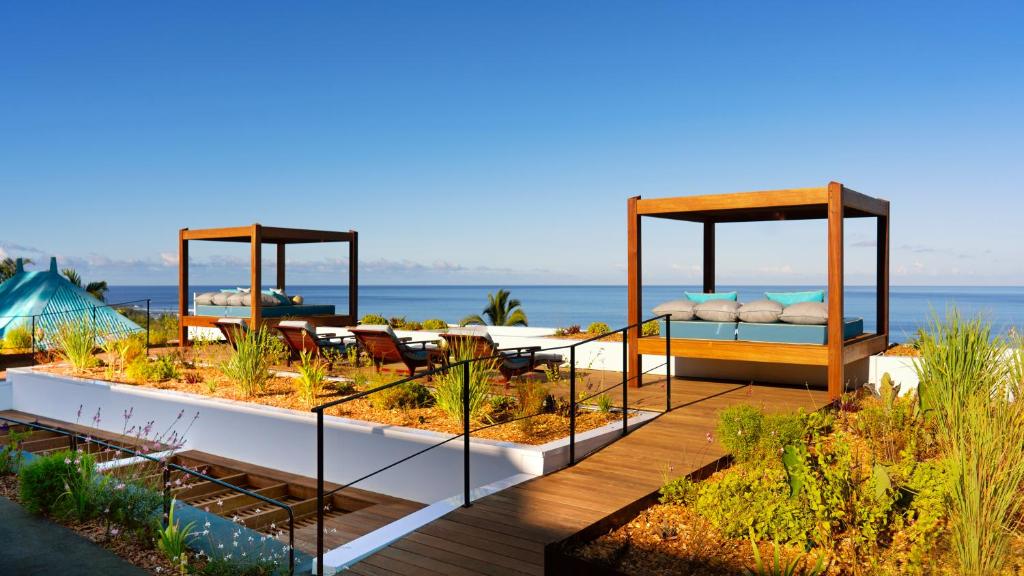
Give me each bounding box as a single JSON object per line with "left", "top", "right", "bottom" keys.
{"left": 177, "top": 225, "right": 357, "bottom": 345}
{"left": 627, "top": 182, "right": 889, "bottom": 400}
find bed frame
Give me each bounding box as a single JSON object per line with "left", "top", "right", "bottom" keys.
{"left": 627, "top": 182, "right": 890, "bottom": 400}
{"left": 177, "top": 224, "right": 358, "bottom": 345}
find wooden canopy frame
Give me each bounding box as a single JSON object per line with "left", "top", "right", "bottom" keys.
{"left": 177, "top": 224, "right": 358, "bottom": 344}
{"left": 627, "top": 182, "right": 890, "bottom": 400}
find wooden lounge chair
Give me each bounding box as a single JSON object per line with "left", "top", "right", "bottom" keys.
{"left": 440, "top": 326, "right": 564, "bottom": 383}
{"left": 214, "top": 318, "right": 248, "bottom": 350}
{"left": 275, "top": 320, "right": 352, "bottom": 362}
{"left": 349, "top": 325, "right": 445, "bottom": 377}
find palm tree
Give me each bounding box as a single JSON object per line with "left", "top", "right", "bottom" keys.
{"left": 0, "top": 257, "right": 31, "bottom": 283}
{"left": 460, "top": 289, "right": 528, "bottom": 326}
{"left": 63, "top": 267, "right": 109, "bottom": 302}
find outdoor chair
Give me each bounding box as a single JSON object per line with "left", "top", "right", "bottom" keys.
{"left": 348, "top": 325, "right": 445, "bottom": 377}
{"left": 440, "top": 326, "right": 564, "bottom": 383}
{"left": 214, "top": 318, "right": 248, "bottom": 350}
{"left": 275, "top": 320, "right": 353, "bottom": 363}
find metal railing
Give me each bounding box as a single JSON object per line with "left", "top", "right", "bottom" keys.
{"left": 309, "top": 314, "right": 671, "bottom": 575}
{"left": 0, "top": 299, "right": 153, "bottom": 357}
{"left": 0, "top": 414, "right": 296, "bottom": 575}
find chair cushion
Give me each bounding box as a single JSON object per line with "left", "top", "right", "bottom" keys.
{"left": 278, "top": 320, "right": 316, "bottom": 335}
{"left": 652, "top": 300, "right": 696, "bottom": 321}
{"left": 738, "top": 300, "right": 783, "bottom": 323}
{"left": 765, "top": 290, "right": 825, "bottom": 306}
{"left": 685, "top": 291, "right": 738, "bottom": 303}
{"left": 779, "top": 302, "right": 828, "bottom": 325}
{"left": 444, "top": 325, "right": 494, "bottom": 344}
{"left": 694, "top": 300, "right": 741, "bottom": 322}
{"left": 356, "top": 324, "right": 398, "bottom": 338}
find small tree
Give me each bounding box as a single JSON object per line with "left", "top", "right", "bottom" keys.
{"left": 460, "top": 289, "right": 528, "bottom": 327}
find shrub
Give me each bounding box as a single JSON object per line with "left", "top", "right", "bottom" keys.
{"left": 554, "top": 324, "right": 581, "bottom": 337}
{"left": 296, "top": 350, "right": 328, "bottom": 408}
{"left": 372, "top": 382, "right": 432, "bottom": 410}
{"left": 513, "top": 380, "right": 549, "bottom": 435}
{"left": 100, "top": 333, "right": 146, "bottom": 373}
{"left": 659, "top": 476, "right": 697, "bottom": 506}
{"left": 92, "top": 478, "right": 163, "bottom": 535}
{"left": 219, "top": 327, "right": 276, "bottom": 397}
{"left": 694, "top": 466, "right": 814, "bottom": 544}
{"left": 18, "top": 449, "right": 95, "bottom": 516}
{"left": 197, "top": 556, "right": 276, "bottom": 576}
{"left": 422, "top": 319, "right": 448, "bottom": 331}
{"left": 52, "top": 317, "right": 97, "bottom": 372}
{"left": 641, "top": 320, "right": 660, "bottom": 336}
{"left": 403, "top": 320, "right": 423, "bottom": 331}
{"left": 0, "top": 428, "right": 30, "bottom": 474}
{"left": 431, "top": 343, "right": 497, "bottom": 425}
{"left": 388, "top": 316, "right": 407, "bottom": 329}
{"left": 359, "top": 313, "right": 388, "bottom": 325}
{"left": 595, "top": 393, "right": 613, "bottom": 413}
{"left": 3, "top": 324, "right": 32, "bottom": 353}
{"left": 124, "top": 354, "right": 180, "bottom": 383}
{"left": 586, "top": 322, "right": 611, "bottom": 335}
{"left": 717, "top": 404, "right": 765, "bottom": 462}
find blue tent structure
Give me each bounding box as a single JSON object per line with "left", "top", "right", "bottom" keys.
{"left": 0, "top": 257, "right": 141, "bottom": 348}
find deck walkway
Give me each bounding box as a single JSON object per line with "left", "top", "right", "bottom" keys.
{"left": 347, "top": 376, "right": 830, "bottom": 575}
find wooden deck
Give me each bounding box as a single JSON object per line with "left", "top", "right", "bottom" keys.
{"left": 346, "top": 376, "right": 831, "bottom": 575}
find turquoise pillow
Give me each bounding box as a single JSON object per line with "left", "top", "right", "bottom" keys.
{"left": 765, "top": 290, "right": 825, "bottom": 306}
{"left": 262, "top": 289, "right": 291, "bottom": 305}
{"left": 684, "top": 291, "right": 738, "bottom": 303}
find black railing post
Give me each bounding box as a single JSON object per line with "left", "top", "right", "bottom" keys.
{"left": 145, "top": 299, "right": 151, "bottom": 352}
{"left": 287, "top": 508, "right": 295, "bottom": 576}
{"left": 622, "top": 326, "right": 628, "bottom": 436}
{"left": 162, "top": 465, "right": 171, "bottom": 528}
{"left": 69, "top": 433, "right": 78, "bottom": 453}
{"left": 569, "top": 346, "right": 576, "bottom": 465}
{"left": 665, "top": 317, "right": 672, "bottom": 412}
{"left": 316, "top": 408, "right": 325, "bottom": 576}
{"left": 462, "top": 360, "right": 471, "bottom": 507}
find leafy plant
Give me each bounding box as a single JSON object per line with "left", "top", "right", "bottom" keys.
{"left": 0, "top": 428, "right": 30, "bottom": 474}
{"left": 743, "top": 529, "right": 828, "bottom": 576}
{"left": 694, "top": 466, "right": 813, "bottom": 544}
{"left": 586, "top": 322, "right": 611, "bottom": 335}
{"left": 659, "top": 476, "right": 697, "bottom": 506}
{"left": 372, "top": 382, "right": 432, "bottom": 410}
{"left": 62, "top": 266, "right": 109, "bottom": 302}
{"left": 3, "top": 324, "right": 33, "bottom": 353}
{"left": 219, "top": 327, "right": 276, "bottom": 397}
{"left": 197, "top": 556, "right": 276, "bottom": 576}
{"left": 460, "top": 289, "right": 528, "bottom": 326}
{"left": 595, "top": 393, "right": 613, "bottom": 413}
{"left": 295, "top": 350, "right": 328, "bottom": 408}
{"left": 52, "top": 317, "right": 98, "bottom": 372}
{"left": 717, "top": 405, "right": 805, "bottom": 463}
{"left": 156, "top": 499, "right": 196, "bottom": 566}
{"left": 101, "top": 333, "right": 146, "bottom": 374}
{"left": 554, "top": 324, "right": 581, "bottom": 337}
{"left": 388, "top": 316, "right": 408, "bottom": 329}
{"left": 431, "top": 343, "right": 497, "bottom": 425}
{"left": 92, "top": 478, "right": 163, "bottom": 535}
{"left": 59, "top": 451, "right": 99, "bottom": 520}
{"left": 18, "top": 449, "right": 93, "bottom": 515}
{"left": 641, "top": 320, "right": 660, "bottom": 336}
{"left": 359, "top": 313, "right": 388, "bottom": 325}
{"left": 422, "top": 319, "right": 448, "bottom": 331}
{"left": 512, "top": 380, "right": 549, "bottom": 435}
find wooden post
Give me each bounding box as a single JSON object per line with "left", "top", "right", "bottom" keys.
{"left": 178, "top": 229, "right": 189, "bottom": 347}
{"left": 877, "top": 213, "right": 889, "bottom": 348}
{"left": 349, "top": 230, "right": 358, "bottom": 323}
{"left": 276, "top": 243, "right": 286, "bottom": 291}
{"left": 627, "top": 197, "right": 642, "bottom": 388}
{"left": 703, "top": 222, "right": 715, "bottom": 293}
{"left": 251, "top": 224, "right": 263, "bottom": 330}
{"left": 827, "top": 182, "right": 845, "bottom": 401}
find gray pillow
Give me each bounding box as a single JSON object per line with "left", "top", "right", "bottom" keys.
{"left": 653, "top": 299, "right": 697, "bottom": 321}
{"left": 195, "top": 292, "right": 216, "bottom": 305}
{"left": 226, "top": 293, "right": 246, "bottom": 306}
{"left": 694, "top": 300, "right": 741, "bottom": 322}
{"left": 241, "top": 293, "right": 278, "bottom": 306}
{"left": 780, "top": 302, "right": 828, "bottom": 325}
{"left": 738, "top": 300, "right": 783, "bottom": 323}
{"left": 211, "top": 292, "right": 231, "bottom": 306}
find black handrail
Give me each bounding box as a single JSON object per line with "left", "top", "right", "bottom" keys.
{"left": 0, "top": 415, "right": 295, "bottom": 575}
{"left": 309, "top": 313, "right": 672, "bottom": 575}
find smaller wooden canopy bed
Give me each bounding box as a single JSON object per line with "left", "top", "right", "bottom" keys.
{"left": 177, "top": 225, "right": 357, "bottom": 345}
{"left": 627, "top": 182, "right": 890, "bottom": 400}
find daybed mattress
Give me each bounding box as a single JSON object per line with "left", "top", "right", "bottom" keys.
{"left": 194, "top": 304, "right": 336, "bottom": 318}
{"left": 667, "top": 321, "right": 737, "bottom": 340}
{"left": 736, "top": 317, "right": 863, "bottom": 345}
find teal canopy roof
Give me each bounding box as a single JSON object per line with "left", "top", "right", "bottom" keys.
{"left": 0, "top": 257, "right": 141, "bottom": 345}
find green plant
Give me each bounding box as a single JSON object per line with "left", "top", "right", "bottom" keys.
{"left": 219, "top": 327, "right": 276, "bottom": 397}
{"left": 197, "top": 556, "right": 276, "bottom": 576}
{"left": 694, "top": 466, "right": 814, "bottom": 544}
{"left": 3, "top": 324, "right": 33, "bottom": 353}
{"left": 101, "top": 333, "right": 146, "bottom": 373}
{"left": 403, "top": 320, "right": 423, "bottom": 331}
{"left": 151, "top": 353, "right": 181, "bottom": 380}
{"left": 296, "top": 350, "right": 328, "bottom": 408}
{"left": 18, "top": 449, "right": 93, "bottom": 515}
{"left": 92, "top": 478, "right": 163, "bottom": 535}
{"left": 372, "top": 381, "right": 432, "bottom": 410}
{"left": 543, "top": 362, "right": 562, "bottom": 382}
{"left": 431, "top": 343, "right": 497, "bottom": 425}
{"left": 641, "top": 320, "right": 660, "bottom": 336}
{"left": 553, "top": 324, "right": 581, "bottom": 337}
{"left": 388, "top": 316, "right": 408, "bottom": 329}
{"left": 359, "top": 313, "right": 388, "bottom": 325}
{"left": 0, "top": 428, "right": 30, "bottom": 474}
{"left": 62, "top": 267, "right": 108, "bottom": 301}
{"left": 716, "top": 404, "right": 765, "bottom": 462}
{"left": 595, "top": 393, "right": 613, "bottom": 413}
{"left": 513, "top": 380, "right": 549, "bottom": 435}
{"left": 155, "top": 499, "right": 195, "bottom": 566}
{"left": 422, "top": 319, "right": 448, "bottom": 331}
{"left": 659, "top": 476, "right": 697, "bottom": 506}
{"left": 743, "top": 529, "right": 828, "bottom": 576}
{"left": 52, "top": 317, "right": 98, "bottom": 372}
{"left": 586, "top": 322, "right": 611, "bottom": 335}
{"left": 460, "top": 289, "right": 528, "bottom": 326}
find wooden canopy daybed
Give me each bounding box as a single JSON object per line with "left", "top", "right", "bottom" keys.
{"left": 627, "top": 182, "right": 889, "bottom": 400}
{"left": 177, "top": 224, "right": 357, "bottom": 345}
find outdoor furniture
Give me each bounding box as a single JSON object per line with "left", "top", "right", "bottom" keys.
{"left": 214, "top": 318, "right": 248, "bottom": 350}
{"left": 440, "top": 326, "right": 564, "bottom": 383}
{"left": 276, "top": 320, "right": 352, "bottom": 362}
{"left": 349, "top": 325, "right": 445, "bottom": 377}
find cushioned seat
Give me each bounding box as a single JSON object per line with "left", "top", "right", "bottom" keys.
{"left": 667, "top": 320, "right": 738, "bottom": 340}
{"left": 737, "top": 318, "right": 864, "bottom": 345}
{"left": 195, "top": 304, "right": 336, "bottom": 318}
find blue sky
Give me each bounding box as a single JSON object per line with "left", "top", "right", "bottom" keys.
{"left": 1, "top": 1, "right": 1022, "bottom": 286}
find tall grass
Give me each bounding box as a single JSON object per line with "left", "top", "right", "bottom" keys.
{"left": 296, "top": 350, "right": 328, "bottom": 408}
{"left": 431, "top": 342, "right": 497, "bottom": 425}
{"left": 52, "top": 317, "right": 98, "bottom": 372}
{"left": 914, "top": 309, "right": 1024, "bottom": 575}
{"left": 219, "top": 326, "right": 276, "bottom": 397}
{"left": 2, "top": 324, "right": 32, "bottom": 353}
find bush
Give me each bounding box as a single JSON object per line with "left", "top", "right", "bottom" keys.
{"left": 124, "top": 354, "right": 180, "bottom": 383}
{"left": 359, "top": 313, "right": 388, "bottom": 325}
{"left": 694, "top": 466, "right": 813, "bottom": 544}
{"left": 641, "top": 320, "right": 660, "bottom": 336}
{"left": 431, "top": 343, "right": 496, "bottom": 425}
{"left": 422, "top": 319, "right": 448, "bottom": 331}
{"left": 586, "top": 322, "right": 611, "bottom": 335}
{"left": 554, "top": 324, "right": 581, "bottom": 337}
{"left": 659, "top": 476, "right": 697, "bottom": 506}
{"left": 219, "top": 327, "right": 276, "bottom": 396}
{"left": 372, "top": 382, "right": 432, "bottom": 410}
{"left": 3, "top": 324, "right": 32, "bottom": 353}
{"left": 100, "top": 333, "right": 146, "bottom": 373}
{"left": 717, "top": 405, "right": 805, "bottom": 463}
{"left": 92, "top": 478, "right": 163, "bottom": 535}
{"left": 0, "top": 428, "right": 31, "bottom": 474}
{"left": 513, "top": 380, "right": 549, "bottom": 435}
{"left": 18, "top": 449, "right": 95, "bottom": 516}
{"left": 52, "top": 317, "right": 97, "bottom": 372}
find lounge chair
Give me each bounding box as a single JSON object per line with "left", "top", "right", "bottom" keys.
{"left": 440, "top": 326, "right": 564, "bottom": 383}
{"left": 214, "top": 318, "right": 248, "bottom": 350}
{"left": 275, "top": 320, "right": 352, "bottom": 362}
{"left": 348, "top": 325, "right": 445, "bottom": 377}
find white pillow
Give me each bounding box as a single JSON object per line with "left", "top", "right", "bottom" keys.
{"left": 653, "top": 300, "right": 697, "bottom": 321}
{"left": 694, "top": 300, "right": 741, "bottom": 322}
{"left": 779, "top": 302, "right": 828, "bottom": 325}
{"left": 738, "top": 300, "right": 783, "bottom": 323}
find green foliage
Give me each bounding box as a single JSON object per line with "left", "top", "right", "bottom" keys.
{"left": 0, "top": 256, "right": 32, "bottom": 283}
{"left": 586, "top": 322, "right": 611, "bottom": 335}
{"left": 219, "top": 327, "right": 276, "bottom": 396}
{"left": 359, "top": 313, "right": 388, "bottom": 325}
{"left": 92, "top": 479, "right": 163, "bottom": 535}
{"left": 372, "top": 382, "right": 432, "bottom": 410}
{"left": 155, "top": 500, "right": 195, "bottom": 566}
{"left": 101, "top": 333, "right": 146, "bottom": 373}
{"left": 422, "top": 319, "right": 448, "bottom": 331}
{"left": 513, "top": 380, "right": 549, "bottom": 435}
{"left": 196, "top": 556, "right": 276, "bottom": 576}
{"left": 743, "top": 530, "right": 828, "bottom": 576}
{"left": 431, "top": 343, "right": 497, "bottom": 425}
{"left": 694, "top": 466, "right": 814, "bottom": 544}
{"left": 659, "top": 476, "right": 697, "bottom": 506}
{"left": 388, "top": 316, "right": 408, "bottom": 328}
{"left": 125, "top": 354, "right": 180, "bottom": 383}
{"left": 52, "top": 317, "right": 98, "bottom": 372}
{"left": 18, "top": 449, "right": 94, "bottom": 516}
{"left": 295, "top": 350, "right": 328, "bottom": 408}
{"left": 717, "top": 405, "right": 806, "bottom": 463}
{"left": 3, "top": 324, "right": 33, "bottom": 352}
{"left": 0, "top": 428, "right": 31, "bottom": 474}
{"left": 62, "top": 267, "right": 108, "bottom": 301}
{"left": 641, "top": 320, "right": 660, "bottom": 336}
{"left": 460, "top": 289, "right": 528, "bottom": 327}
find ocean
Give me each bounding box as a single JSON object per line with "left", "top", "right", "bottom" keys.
{"left": 104, "top": 285, "right": 1024, "bottom": 343}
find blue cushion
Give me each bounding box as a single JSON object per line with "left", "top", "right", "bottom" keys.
{"left": 684, "top": 291, "right": 737, "bottom": 303}
{"left": 764, "top": 290, "right": 824, "bottom": 306}
{"left": 737, "top": 318, "right": 863, "bottom": 345}
{"left": 667, "top": 320, "right": 737, "bottom": 340}
{"left": 195, "top": 304, "right": 336, "bottom": 318}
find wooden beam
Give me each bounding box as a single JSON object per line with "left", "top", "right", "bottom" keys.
{"left": 638, "top": 337, "right": 829, "bottom": 366}
{"left": 178, "top": 229, "right": 189, "bottom": 347}
{"left": 627, "top": 197, "right": 642, "bottom": 388}
{"left": 636, "top": 187, "right": 828, "bottom": 216}
{"left": 843, "top": 188, "right": 890, "bottom": 217}
{"left": 251, "top": 224, "right": 263, "bottom": 329}
{"left": 276, "top": 243, "right": 286, "bottom": 291}
{"left": 877, "top": 213, "right": 890, "bottom": 346}
{"left": 843, "top": 333, "right": 888, "bottom": 364}
{"left": 827, "top": 182, "right": 845, "bottom": 400}
{"left": 349, "top": 230, "right": 359, "bottom": 323}
{"left": 260, "top": 226, "right": 354, "bottom": 243}
{"left": 181, "top": 226, "right": 254, "bottom": 241}
{"left": 703, "top": 223, "right": 715, "bottom": 293}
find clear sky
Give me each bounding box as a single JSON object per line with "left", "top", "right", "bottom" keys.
{"left": 2, "top": 1, "right": 1022, "bottom": 286}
